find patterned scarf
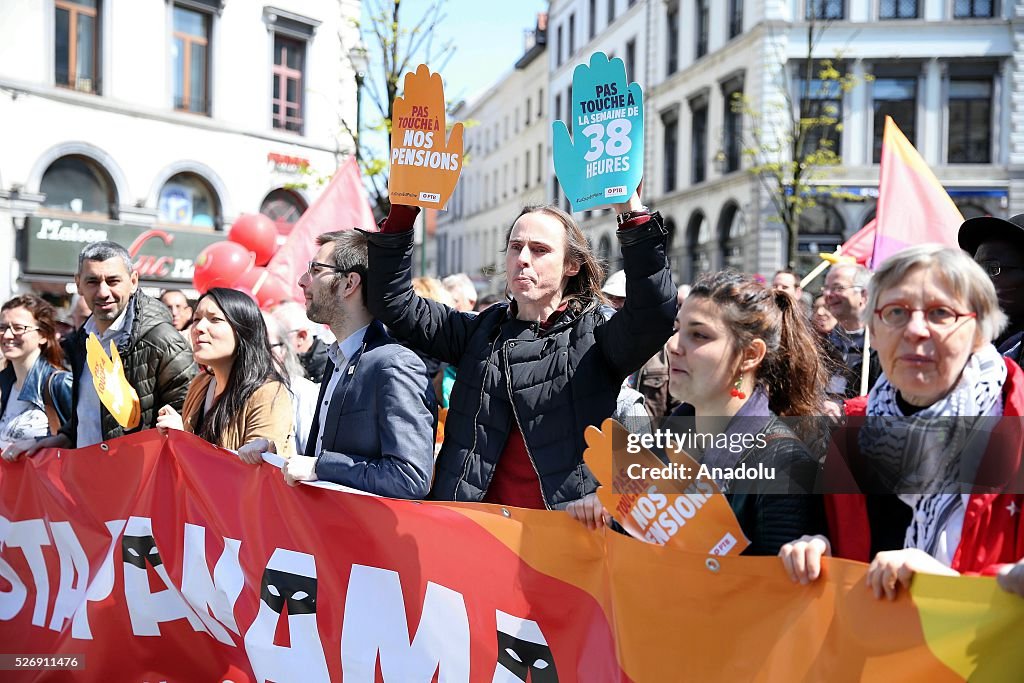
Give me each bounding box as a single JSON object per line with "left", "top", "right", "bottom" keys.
{"left": 860, "top": 344, "right": 1006, "bottom": 558}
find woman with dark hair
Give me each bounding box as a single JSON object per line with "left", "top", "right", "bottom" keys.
{"left": 157, "top": 288, "right": 295, "bottom": 457}
{"left": 360, "top": 192, "right": 676, "bottom": 508}
{"left": 0, "top": 295, "right": 72, "bottom": 457}
{"left": 569, "top": 271, "right": 829, "bottom": 551}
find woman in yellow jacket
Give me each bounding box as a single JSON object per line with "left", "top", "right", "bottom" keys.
{"left": 157, "top": 287, "right": 294, "bottom": 458}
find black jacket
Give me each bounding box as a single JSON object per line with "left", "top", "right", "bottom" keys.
{"left": 363, "top": 214, "right": 676, "bottom": 509}
{"left": 725, "top": 418, "right": 827, "bottom": 555}
{"left": 824, "top": 327, "right": 882, "bottom": 399}
{"left": 61, "top": 292, "right": 195, "bottom": 445}
{"left": 670, "top": 397, "right": 826, "bottom": 556}
{"left": 299, "top": 337, "right": 330, "bottom": 383}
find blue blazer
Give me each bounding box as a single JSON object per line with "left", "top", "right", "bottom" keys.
{"left": 304, "top": 319, "right": 437, "bottom": 498}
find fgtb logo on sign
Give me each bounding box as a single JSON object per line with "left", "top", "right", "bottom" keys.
{"left": 604, "top": 186, "right": 627, "bottom": 198}
{"left": 419, "top": 192, "right": 441, "bottom": 203}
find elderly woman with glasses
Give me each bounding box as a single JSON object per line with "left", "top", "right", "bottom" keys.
{"left": 780, "top": 244, "right": 1024, "bottom": 598}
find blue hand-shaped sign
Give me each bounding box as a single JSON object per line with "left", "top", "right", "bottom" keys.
{"left": 552, "top": 53, "right": 644, "bottom": 212}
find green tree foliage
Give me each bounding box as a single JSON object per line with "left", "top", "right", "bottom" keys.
{"left": 732, "top": 19, "right": 870, "bottom": 268}
{"left": 348, "top": 0, "right": 455, "bottom": 216}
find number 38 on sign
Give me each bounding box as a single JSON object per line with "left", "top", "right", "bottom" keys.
{"left": 552, "top": 52, "right": 645, "bottom": 212}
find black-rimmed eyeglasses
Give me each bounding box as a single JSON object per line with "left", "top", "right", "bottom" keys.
{"left": 306, "top": 261, "right": 366, "bottom": 279}
{"left": 0, "top": 324, "right": 40, "bottom": 336}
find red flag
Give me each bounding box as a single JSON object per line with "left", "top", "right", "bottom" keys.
{"left": 871, "top": 117, "right": 963, "bottom": 268}
{"left": 840, "top": 219, "right": 876, "bottom": 265}
{"left": 266, "top": 156, "right": 377, "bottom": 302}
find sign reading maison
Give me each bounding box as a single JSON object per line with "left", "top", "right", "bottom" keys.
{"left": 27, "top": 216, "right": 223, "bottom": 283}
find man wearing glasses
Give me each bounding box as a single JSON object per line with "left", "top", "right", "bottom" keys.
{"left": 959, "top": 213, "right": 1024, "bottom": 364}
{"left": 243, "top": 230, "right": 436, "bottom": 498}
{"left": 823, "top": 263, "right": 881, "bottom": 398}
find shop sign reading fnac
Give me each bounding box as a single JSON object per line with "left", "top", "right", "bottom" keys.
{"left": 28, "top": 216, "right": 221, "bottom": 282}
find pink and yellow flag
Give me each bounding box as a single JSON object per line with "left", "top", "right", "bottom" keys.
{"left": 871, "top": 117, "right": 963, "bottom": 268}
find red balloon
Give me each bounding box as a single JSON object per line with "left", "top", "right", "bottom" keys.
{"left": 235, "top": 266, "right": 269, "bottom": 293}
{"left": 192, "top": 241, "right": 253, "bottom": 294}
{"left": 234, "top": 267, "right": 292, "bottom": 310}
{"left": 228, "top": 213, "right": 279, "bottom": 266}
{"left": 254, "top": 273, "right": 292, "bottom": 310}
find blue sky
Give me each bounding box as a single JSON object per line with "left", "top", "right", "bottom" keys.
{"left": 366, "top": 0, "right": 548, "bottom": 107}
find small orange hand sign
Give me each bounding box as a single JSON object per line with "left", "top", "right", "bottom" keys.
{"left": 86, "top": 334, "right": 141, "bottom": 430}
{"left": 388, "top": 64, "right": 464, "bottom": 210}
{"left": 583, "top": 419, "right": 750, "bottom": 555}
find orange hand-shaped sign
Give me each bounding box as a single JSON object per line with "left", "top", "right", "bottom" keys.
{"left": 583, "top": 419, "right": 750, "bottom": 555}
{"left": 86, "top": 334, "right": 141, "bottom": 430}
{"left": 388, "top": 64, "right": 464, "bottom": 210}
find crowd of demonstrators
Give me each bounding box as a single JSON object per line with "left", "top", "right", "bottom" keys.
{"left": 0, "top": 296, "right": 72, "bottom": 455}
{"left": 959, "top": 213, "right": 1024, "bottom": 363}
{"left": 263, "top": 312, "right": 318, "bottom": 455}
{"left": 239, "top": 230, "right": 437, "bottom": 498}
{"left": 822, "top": 264, "right": 882, "bottom": 399}
{"left": 5, "top": 242, "right": 195, "bottom": 459}
{"left": 360, "top": 189, "right": 676, "bottom": 509}
{"left": 273, "top": 301, "right": 331, "bottom": 383}
{"left": 780, "top": 245, "right": 1024, "bottom": 596}
{"left": 4, "top": 206, "right": 1024, "bottom": 602}
{"left": 156, "top": 288, "right": 295, "bottom": 457}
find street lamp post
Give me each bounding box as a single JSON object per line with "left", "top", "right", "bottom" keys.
{"left": 348, "top": 44, "right": 369, "bottom": 154}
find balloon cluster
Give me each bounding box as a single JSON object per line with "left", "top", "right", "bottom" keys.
{"left": 192, "top": 214, "right": 291, "bottom": 310}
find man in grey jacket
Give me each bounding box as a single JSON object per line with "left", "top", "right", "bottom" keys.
{"left": 243, "top": 230, "right": 436, "bottom": 498}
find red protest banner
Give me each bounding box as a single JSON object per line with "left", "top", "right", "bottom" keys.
{"left": 0, "top": 431, "right": 1020, "bottom": 681}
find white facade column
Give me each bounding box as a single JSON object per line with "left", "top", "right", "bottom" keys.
{"left": 923, "top": 0, "right": 945, "bottom": 21}
{"left": 1008, "top": 19, "right": 1024, "bottom": 214}
{"left": 846, "top": 58, "right": 869, "bottom": 166}
{"left": 921, "top": 58, "right": 943, "bottom": 166}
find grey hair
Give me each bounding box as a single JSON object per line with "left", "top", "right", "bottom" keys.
{"left": 442, "top": 273, "right": 477, "bottom": 303}
{"left": 78, "top": 241, "right": 133, "bottom": 274}
{"left": 864, "top": 244, "right": 1007, "bottom": 343}
{"left": 273, "top": 301, "right": 318, "bottom": 336}
{"left": 831, "top": 263, "right": 872, "bottom": 289}
{"left": 262, "top": 312, "right": 306, "bottom": 380}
